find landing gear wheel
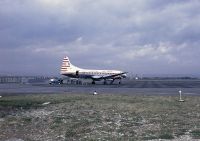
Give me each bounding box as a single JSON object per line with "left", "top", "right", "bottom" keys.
{"left": 92, "top": 81, "right": 95, "bottom": 84}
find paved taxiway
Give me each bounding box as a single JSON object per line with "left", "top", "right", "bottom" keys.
{"left": 0, "top": 79, "right": 200, "bottom": 96}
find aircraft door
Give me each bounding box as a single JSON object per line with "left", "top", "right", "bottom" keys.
{"left": 76, "top": 70, "right": 79, "bottom": 77}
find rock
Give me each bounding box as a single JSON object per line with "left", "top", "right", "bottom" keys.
{"left": 42, "top": 102, "right": 51, "bottom": 105}
{"left": 93, "top": 91, "right": 98, "bottom": 95}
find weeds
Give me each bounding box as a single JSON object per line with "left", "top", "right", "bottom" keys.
{"left": 190, "top": 129, "right": 200, "bottom": 139}
{"left": 0, "top": 94, "right": 200, "bottom": 140}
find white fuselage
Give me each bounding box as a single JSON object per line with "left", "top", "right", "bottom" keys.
{"left": 62, "top": 65, "right": 122, "bottom": 79}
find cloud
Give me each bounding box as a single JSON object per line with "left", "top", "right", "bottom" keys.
{"left": 122, "top": 42, "right": 176, "bottom": 62}
{"left": 0, "top": 0, "right": 200, "bottom": 75}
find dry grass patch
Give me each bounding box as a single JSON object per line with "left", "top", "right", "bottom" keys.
{"left": 0, "top": 94, "right": 200, "bottom": 140}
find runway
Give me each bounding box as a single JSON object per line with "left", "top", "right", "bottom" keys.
{"left": 0, "top": 79, "right": 200, "bottom": 96}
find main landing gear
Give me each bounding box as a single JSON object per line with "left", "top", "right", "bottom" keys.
{"left": 91, "top": 79, "right": 122, "bottom": 85}
{"left": 119, "top": 78, "right": 122, "bottom": 84}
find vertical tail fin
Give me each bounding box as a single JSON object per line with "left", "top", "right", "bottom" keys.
{"left": 60, "top": 56, "right": 80, "bottom": 75}
{"left": 60, "top": 56, "right": 71, "bottom": 74}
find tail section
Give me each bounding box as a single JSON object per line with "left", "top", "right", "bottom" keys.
{"left": 60, "top": 56, "right": 71, "bottom": 74}
{"left": 60, "top": 56, "right": 80, "bottom": 75}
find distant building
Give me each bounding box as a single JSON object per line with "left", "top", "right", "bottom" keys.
{"left": 0, "top": 76, "right": 22, "bottom": 83}
{"left": 0, "top": 76, "right": 50, "bottom": 84}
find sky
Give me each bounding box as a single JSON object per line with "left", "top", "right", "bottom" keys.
{"left": 0, "top": 0, "right": 200, "bottom": 76}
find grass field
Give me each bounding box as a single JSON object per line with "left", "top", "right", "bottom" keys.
{"left": 0, "top": 93, "right": 200, "bottom": 141}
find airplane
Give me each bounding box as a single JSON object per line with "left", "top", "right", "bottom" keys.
{"left": 60, "top": 56, "right": 127, "bottom": 84}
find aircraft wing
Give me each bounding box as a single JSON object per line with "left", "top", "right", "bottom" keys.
{"left": 91, "top": 72, "right": 127, "bottom": 80}
{"left": 102, "top": 72, "right": 127, "bottom": 79}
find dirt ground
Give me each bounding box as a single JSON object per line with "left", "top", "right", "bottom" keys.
{"left": 0, "top": 94, "right": 200, "bottom": 141}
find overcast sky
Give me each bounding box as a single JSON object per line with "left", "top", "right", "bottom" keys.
{"left": 0, "top": 0, "right": 200, "bottom": 76}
